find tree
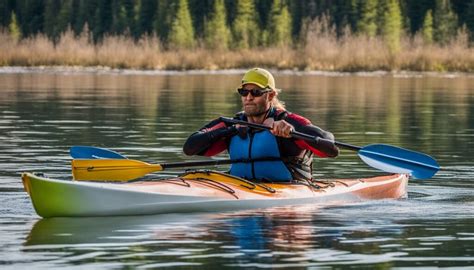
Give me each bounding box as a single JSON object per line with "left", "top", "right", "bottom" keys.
{"left": 113, "top": 0, "right": 135, "bottom": 34}
{"left": 0, "top": 0, "right": 13, "bottom": 27}
{"left": 267, "top": 0, "right": 293, "bottom": 47}
{"left": 380, "top": 0, "right": 402, "bottom": 53}
{"left": 57, "top": 0, "right": 73, "bottom": 35}
{"left": 232, "top": 0, "right": 259, "bottom": 49}
{"left": 188, "top": 0, "right": 213, "bottom": 38}
{"left": 422, "top": 9, "right": 433, "bottom": 44}
{"left": 94, "top": 0, "right": 113, "bottom": 41}
{"left": 9, "top": 11, "right": 21, "bottom": 41}
{"left": 154, "top": 0, "right": 174, "bottom": 41}
{"left": 357, "top": 0, "right": 378, "bottom": 37}
{"left": 433, "top": 0, "right": 458, "bottom": 44}
{"left": 169, "top": 0, "right": 195, "bottom": 49}
{"left": 203, "top": 0, "right": 231, "bottom": 49}
{"left": 137, "top": 0, "right": 157, "bottom": 36}
{"left": 43, "top": 0, "right": 60, "bottom": 39}
{"left": 466, "top": 1, "right": 474, "bottom": 40}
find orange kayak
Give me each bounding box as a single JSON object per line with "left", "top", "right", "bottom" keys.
{"left": 22, "top": 170, "right": 409, "bottom": 218}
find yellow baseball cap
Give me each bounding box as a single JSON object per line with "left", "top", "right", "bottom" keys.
{"left": 240, "top": 68, "right": 276, "bottom": 90}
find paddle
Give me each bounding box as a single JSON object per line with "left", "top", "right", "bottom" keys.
{"left": 219, "top": 117, "right": 439, "bottom": 179}
{"left": 72, "top": 157, "right": 281, "bottom": 181}
{"left": 70, "top": 146, "right": 127, "bottom": 159}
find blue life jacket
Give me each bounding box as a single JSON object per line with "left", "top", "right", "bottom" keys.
{"left": 229, "top": 129, "right": 293, "bottom": 181}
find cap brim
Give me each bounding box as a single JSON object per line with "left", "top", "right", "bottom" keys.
{"left": 239, "top": 82, "right": 267, "bottom": 89}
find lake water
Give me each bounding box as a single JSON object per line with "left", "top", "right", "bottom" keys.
{"left": 0, "top": 68, "right": 473, "bottom": 269}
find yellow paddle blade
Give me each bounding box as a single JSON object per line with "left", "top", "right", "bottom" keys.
{"left": 72, "top": 159, "right": 163, "bottom": 181}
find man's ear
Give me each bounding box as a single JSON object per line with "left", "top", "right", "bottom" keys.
{"left": 268, "top": 91, "right": 276, "bottom": 101}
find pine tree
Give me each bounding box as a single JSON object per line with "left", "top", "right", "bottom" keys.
{"left": 232, "top": 0, "right": 259, "bottom": 49}
{"left": 0, "top": 0, "right": 13, "bottom": 27}
{"left": 9, "top": 11, "right": 21, "bottom": 41}
{"left": 466, "top": 1, "right": 474, "bottom": 39}
{"left": 380, "top": 0, "right": 402, "bottom": 53}
{"left": 137, "top": 0, "right": 157, "bottom": 36}
{"left": 169, "top": 0, "right": 195, "bottom": 49}
{"left": 422, "top": 9, "right": 433, "bottom": 44}
{"left": 357, "top": 0, "right": 378, "bottom": 37}
{"left": 268, "top": 0, "right": 293, "bottom": 47}
{"left": 94, "top": 0, "right": 113, "bottom": 41}
{"left": 188, "top": 0, "right": 213, "bottom": 38}
{"left": 155, "top": 0, "right": 174, "bottom": 41}
{"left": 43, "top": 0, "right": 60, "bottom": 39}
{"left": 433, "top": 0, "right": 458, "bottom": 44}
{"left": 57, "top": 0, "right": 73, "bottom": 34}
{"left": 203, "top": 0, "right": 231, "bottom": 49}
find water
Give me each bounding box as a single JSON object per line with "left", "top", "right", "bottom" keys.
{"left": 1, "top": 68, "right": 473, "bottom": 268}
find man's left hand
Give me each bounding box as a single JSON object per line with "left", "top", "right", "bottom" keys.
{"left": 264, "top": 119, "right": 294, "bottom": 138}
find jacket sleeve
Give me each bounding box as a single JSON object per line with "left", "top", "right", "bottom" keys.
{"left": 285, "top": 113, "right": 339, "bottom": 158}
{"left": 183, "top": 118, "right": 238, "bottom": 156}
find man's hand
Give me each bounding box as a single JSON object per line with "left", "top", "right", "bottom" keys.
{"left": 264, "top": 119, "right": 294, "bottom": 138}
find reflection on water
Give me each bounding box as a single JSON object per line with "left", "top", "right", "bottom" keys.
{"left": 0, "top": 70, "right": 473, "bottom": 268}
{"left": 18, "top": 202, "right": 474, "bottom": 268}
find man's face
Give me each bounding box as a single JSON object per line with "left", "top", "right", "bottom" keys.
{"left": 240, "top": 83, "right": 273, "bottom": 116}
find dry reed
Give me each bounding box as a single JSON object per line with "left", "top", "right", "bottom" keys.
{"left": 0, "top": 25, "right": 473, "bottom": 72}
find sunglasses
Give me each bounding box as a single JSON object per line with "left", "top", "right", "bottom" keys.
{"left": 237, "top": 88, "right": 272, "bottom": 97}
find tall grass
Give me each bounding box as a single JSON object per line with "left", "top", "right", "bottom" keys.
{"left": 1, "top": 22, "right": 473, "bottom": 72}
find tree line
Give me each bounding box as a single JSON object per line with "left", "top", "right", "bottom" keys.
{"left": 2, "top": 0, "right": 474, "bottom": 50}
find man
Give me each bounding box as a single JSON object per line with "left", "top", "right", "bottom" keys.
{"left": 183, "top": 68, "right": 339, "bottom": 182}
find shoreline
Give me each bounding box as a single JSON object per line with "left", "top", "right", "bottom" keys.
{"left": 0, "top": 66, "right": 472, "bottom": 78}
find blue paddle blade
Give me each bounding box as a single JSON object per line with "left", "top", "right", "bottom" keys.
{"left": 358, "top": 144, "right": 440, "bottom": 179}
{"left": 70, "top": 146, "right": 126, "bottom": 159}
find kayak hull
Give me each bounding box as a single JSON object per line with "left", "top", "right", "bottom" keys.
{"left": 22, "top": 171, "right": 409, "bottom": 218}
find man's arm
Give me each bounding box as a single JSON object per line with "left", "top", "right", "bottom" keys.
{"left": 183, "top": 119, "right": 237, "bottom": 156}
{"left": 285, "top": 113, "right": 339, "bottom": 158}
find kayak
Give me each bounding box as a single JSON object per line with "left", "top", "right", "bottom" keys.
{"left": 22, "top": 170, "right": 409, "bottom": 218}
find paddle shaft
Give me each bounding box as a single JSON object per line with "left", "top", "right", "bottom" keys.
{"left": 161, "top": 157, "right": 281, "bottom": 169}
{"left": 219, "top": 117, "right": 361, "bottom": 151}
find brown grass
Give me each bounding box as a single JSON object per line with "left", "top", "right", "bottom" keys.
{"left": 0, "top": 25, "right": 473, "bottom": 72}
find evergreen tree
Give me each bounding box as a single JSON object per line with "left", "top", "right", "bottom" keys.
{"left": 203, "top": 0, "right": 231, "bottom": 49}
{"left": 433, "top": 0, "right": 458, "bottom": 44}
{"left": 22, "top": 1, "right": 44, "bottom": 36}
{"left": 357, "top": 0, "right": 378, "bottom": 37}
{"left": 268, "top": 0, "right": 293, "bottom": 47}
{"left": 188, "top": 0, "right": 213, "bottom": 38}
{"left": 380, "top": 0, "right": 402, "bottom": 53}
{"left": 94, "top": 0, "right": 113, "bottom": 41}
{"left": 137, "top": 0, "right": 157, "bottom": 36}
{"left": 255, "top": 0, "right": 273, "bottom": 30}
{"left": 57, "top": 0, "right": 73, "bottom": 34}
{"left": 155, "top": 0, "right": 175, "bottom": 41}
{"left": 466, "top": 1, "right": 474, "bottom": 39}
{"left": 21, "top": 0, "right": 44, "bottom": 35}
{"left": 0, "top": 0, "right": 13, "bottom": 27}
{"left": 169, "top": 0, "right": 195, "bottom": 49}
{"left": 405, "top": 0, "right": 434, "bottom": 34}
{"left": 71, "top": 0, "right": 83, "bottom": 35}
{"left": 43, "top": 0, "right": 60, "bottom": 39}
{"left": 8, "top": 11, "right": 21, "bottom": 41}
{"left": 422, "top": 9, "right": 433, "bottom": 44}
{"left": 119, "top": 0, "right": 135, "bottom": 35}
{"left": 232, "top": 0, "right": 259, "bottom": 49}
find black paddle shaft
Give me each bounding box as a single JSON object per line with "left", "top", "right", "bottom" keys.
{"left": 219, "top": 117, "right": 361, "bottom": 151}
{"left": 162, "top": 157, "right": 282, "bottom": 169}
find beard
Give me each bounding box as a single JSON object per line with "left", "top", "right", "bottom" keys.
{"left": 243, "top": 102, "right": 269, "bottom": 116}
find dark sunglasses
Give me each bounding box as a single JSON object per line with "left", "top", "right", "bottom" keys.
{"left": 237, "top": 88, "right": 272, "bottom": 97}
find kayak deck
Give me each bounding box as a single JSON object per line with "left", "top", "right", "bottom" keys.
{"left": 22, "top": 170, "right": 409, "bottom": 218}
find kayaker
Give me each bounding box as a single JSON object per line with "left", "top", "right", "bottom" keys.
{"left": 183, "top": 67, "right": 339, "bottom": 182}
